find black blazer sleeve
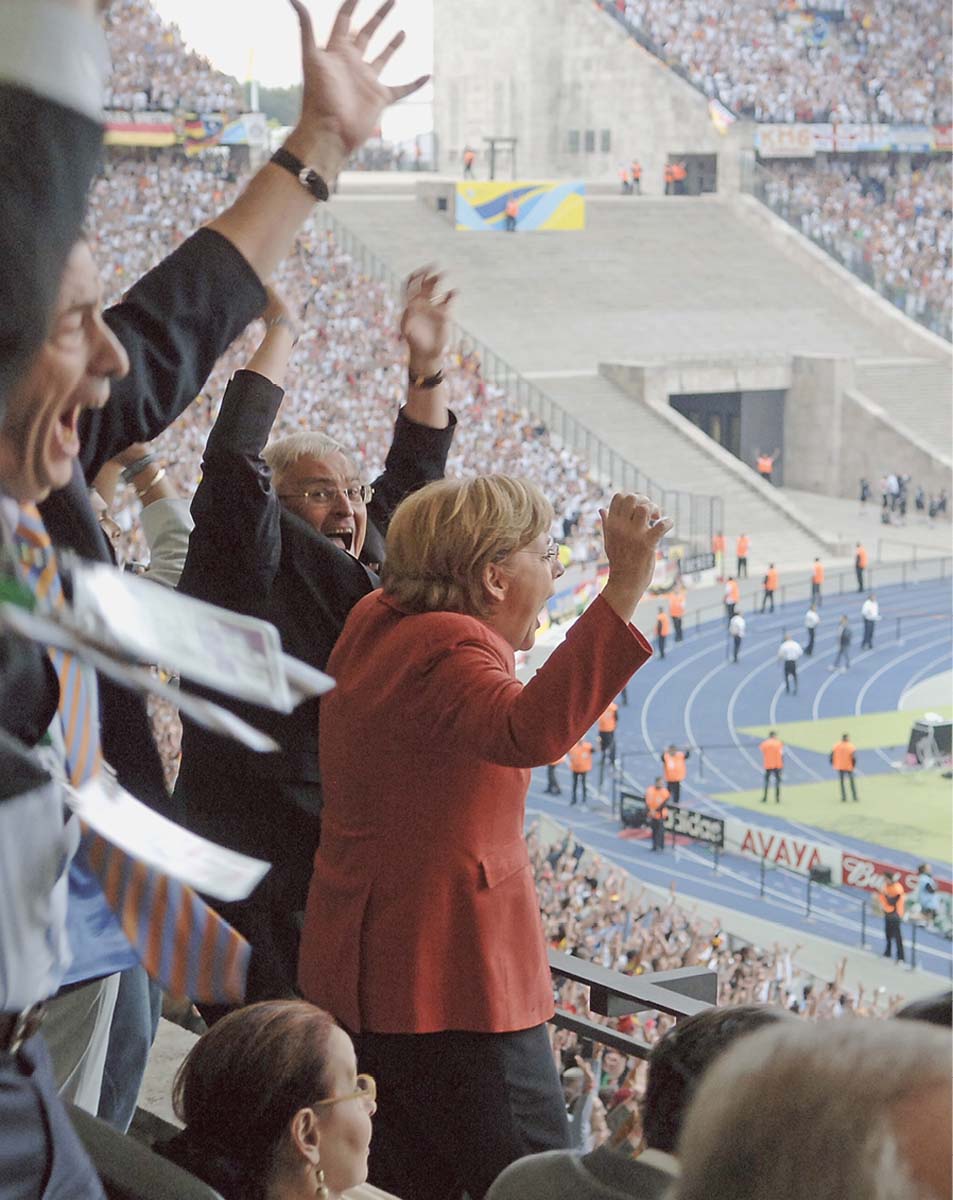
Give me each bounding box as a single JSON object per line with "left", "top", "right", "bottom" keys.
{"left": 177, "top": 369, "right": 283, "bottom": 609}
{"left": 364, "top": 408, "right": 457, "bottom": 543}
{"left": 0, "top": 86, "right": 102, "bottom": 406}
{"left": 78, "top": 228, "right": 267, "bottom": 480}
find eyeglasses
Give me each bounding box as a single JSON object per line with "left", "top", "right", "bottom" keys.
{"left": 278, "top": 484, "right": 374, "bottom": 506}
{"left": 514, "top": 538, "right": 560, "bottom": 566}
{"left": 312, "top": 1073, "right": 377, "bottom": 1109}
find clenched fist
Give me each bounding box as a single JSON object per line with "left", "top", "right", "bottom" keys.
{"left": 599, "top": 493, "right": 672, "bottom": 625}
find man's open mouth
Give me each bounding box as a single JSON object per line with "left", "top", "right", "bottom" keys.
{"left": 326, "top": 528, "right": 354, "bottom": 553}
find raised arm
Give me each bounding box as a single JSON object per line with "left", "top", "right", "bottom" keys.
{"left": 208, "top": 0, "right": 428, "bottom": 282}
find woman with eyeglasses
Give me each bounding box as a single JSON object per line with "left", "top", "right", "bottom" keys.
{"left": 298, "top": 475, "right": 671, "bottom": 1200}
{"left": 159, "top": 1000, "right": 376, "bottom": 1200}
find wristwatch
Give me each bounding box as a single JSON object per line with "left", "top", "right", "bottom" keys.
{"left": 270, "top": 147, "right": 330, "bottom": 202}
{"left": 408, "top": 367, "right": 444, "bottom": 390}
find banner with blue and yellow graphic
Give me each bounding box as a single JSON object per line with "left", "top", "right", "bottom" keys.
{"left": 455, "top": 181, "right": 585, "bottom": 232}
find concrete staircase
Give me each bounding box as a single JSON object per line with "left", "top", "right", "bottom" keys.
{"left": 530, "top": 370, "right": 828, "bottom": 569}
{"left": 854, "top": 359, "right": 953, "bottom": 454}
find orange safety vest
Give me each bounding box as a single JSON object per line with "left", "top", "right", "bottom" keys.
{"left": 656, "top": 612, "right": 671, "bottom": 637}
{"left": 598, "top": 704, "right": 618, "bottom": 733}
{"left": 505, "top": 199, "right": 519, "bottom": 218}
{"left": 759, "top": 737, "right": 784, "bottom": 770}
{"left": 812, "top": 562, "right": 824, "bottom": 584}
{"left": 672, "top": 163, "right": 687, "bottom": 182}
{"left": 663, "top": 164, "right": 674, "bottom": 184}
{"left": 464, "top": 150, "right": 475, "bottom": 165}
{"left": 669, "top": 591, "right": 686, "bottom": 618}
{"left": 856, "top": 546, "right": 868, "bottom": 568}
{"left": 619, "top": 168, "right": 629, "bottom": 182}
{"left": 726, "top": 579, "right": 740, "bottom": 604}
{"left": 631, "top": 162, "right": 642, "bottom": 179}
{"left": 712, "top": 534, "right": 725, "bottom": 554}
{"left": 879, "top": 882, "right": 905, "bottom": 917}
{"left": 663, "top": 751, "right": 686, "bottom": 782}
{"left": 757, "top": 455, "right": 773, "bottom": 475}
{"left": 645, "top": 785, "right": 670, "bottom": 818}
{"left": 736, "top": 535, "right": 750, "bottom": 556}
{"left": 569, "top": 741, "right": 593, "bottom": 773}
{"left": 831, "top": 741, "right": 856, "bottom": 772}
{"left": 765, "top": 567, "right": 779, "bottom": 592}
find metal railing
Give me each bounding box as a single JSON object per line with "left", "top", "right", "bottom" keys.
{"left": 317, "top": 207, "right": 724, "bottom": 550}
{"left": 687, "top": 553, "right": 951, "bottom": 631}
{"left": 744, "top": 164, "right": 952, "bottom": 342}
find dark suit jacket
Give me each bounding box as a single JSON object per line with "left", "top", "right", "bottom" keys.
{"left": 0, "top": 85, "right": 102, "bottom": 407}
{"left": 39, "top": 229, "right": 266, "bottom": 810}
{"left": 173, "top": 369, "right": 455, "bottom": 883}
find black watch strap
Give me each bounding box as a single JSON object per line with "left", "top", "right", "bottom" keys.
{"left": 270, "top": 147, "right": 330, "bottom": 202}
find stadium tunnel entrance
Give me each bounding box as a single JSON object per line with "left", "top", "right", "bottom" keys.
{"left": 667, "top": 153, "right": 718, "bottom": 195}
{"left": 670, "top": 389, "right": 786, "bottom": 482}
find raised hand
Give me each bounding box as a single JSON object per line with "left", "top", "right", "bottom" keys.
{"left": 400, "top": 268, "right": 456, "bottom": 375}
{"left": 599, "top": 493, "right": 673, "bottom": 625}
{"left": 289, "top": 0, "right": 429, "bottom": 156}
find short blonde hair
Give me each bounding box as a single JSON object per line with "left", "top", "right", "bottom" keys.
{"left": 381, "top": 475, "right": 553, "bottom": 617}
{"left": 262, "top": 431, "right": 349, "bottom": 487}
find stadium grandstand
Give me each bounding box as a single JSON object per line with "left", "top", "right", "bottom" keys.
{"left": 0, "top": 0, "right": 950, "bottom": 1199}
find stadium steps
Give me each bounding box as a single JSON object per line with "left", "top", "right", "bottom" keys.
{"left": 853, "top": 359, "right": 953, "bottom": 455}
{"left": 529, "top": 370, "right": 830, "bottom": 567}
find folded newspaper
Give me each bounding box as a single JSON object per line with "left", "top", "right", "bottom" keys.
{"left": 0, "top": 557, "right": 334, "bottom": 754}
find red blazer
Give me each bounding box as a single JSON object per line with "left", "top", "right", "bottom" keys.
{"left": 298, "top": 591, "right": 651, "bottom": 1034}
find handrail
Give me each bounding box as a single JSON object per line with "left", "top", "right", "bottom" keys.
{"left": 316, "top": 207, "right": 724, "bottom": 550}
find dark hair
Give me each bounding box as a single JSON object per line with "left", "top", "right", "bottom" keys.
{"left": 894, "top": 990, "right": 953, "bottom": 1028}
{"left": 641, "top": 1005, "right": 788, "bottom": 1153}
{"left": 159, "top": 1001, "right": 335, "bottom": 1200}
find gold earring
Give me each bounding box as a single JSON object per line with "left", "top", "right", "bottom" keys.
{"left": 314, "top": 1165, "right": 329, "bottom": 1200}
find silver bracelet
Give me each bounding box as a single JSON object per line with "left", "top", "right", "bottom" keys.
{"left": 267, "top": 315, "right": 299, "bottom": 345}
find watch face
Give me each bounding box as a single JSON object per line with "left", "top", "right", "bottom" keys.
{"left": 297, "top": 166, "right": 328, "bottom": 201}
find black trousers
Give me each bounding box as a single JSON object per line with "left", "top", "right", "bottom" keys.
{"left": 656, "top": 634, "right": 666, "bottom": 659}
{"left": 861, "top": 618, "right": 875, "bottom": 649}
{"left": 353, "top": 1024, "right": 569, "bottom": 1200}
{"left": 545, "top": 764, "right": 561, "bottom": 794}
{"left": 570, "top": 772, "right": 588, "bottom": 805}
{"left": 884, "top": 915, "right": 905, "bottom": 961}
{"left": 649, "top": 816, "right": 665, "bottom": 852}
{"left": 732, "top": 635, "right": 742, "bottom": 662}
{"left": 856, "top": 565, "right": 864, "bottom": 591}
{"left": 599, "top": 731, "right": 616, "bottom": 763}
{"left": 761, "top": 589, "right": 775, "bottom": 613}
{"left": 811, "top": 582, "right": 821, "bottom": 604}
{"left": 783, "top": 661, "right": 798, "bottom": 693}
{"left": 838, "top": 770, "right": 859, "bottom": 802}
{"left": 737, "top": 556, "right": 747, "bottom": 578}
{"left": 805, "top": 627, "right": 816, "bottom": 656}
{"left": 762, "top": 767, "right": 782, "bottom": 803}
{"left": 834, "top": 644, "right": 851, "bottom": 669}
{"left": 667, "top": 779, "right": 681, "bottom": 805}
{"left": 673, "top": 616, "right": 683, "bottom": 642}
{"left": 0, "top": 1034, "right": 105, "bottom": 1200}
{"left": 725, "top": 602, "right": 736, "bottom": 621}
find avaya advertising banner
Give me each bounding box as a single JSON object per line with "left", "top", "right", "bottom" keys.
{"left": 724, "top": 817, "right": 841, "bottom": 878}
{"left": 840, "top": 853, "right": 953, "bottom": 897}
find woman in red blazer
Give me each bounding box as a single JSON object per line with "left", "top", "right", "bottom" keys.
{"left": 298, "top": 476, "right": 670, "bottom": 1200}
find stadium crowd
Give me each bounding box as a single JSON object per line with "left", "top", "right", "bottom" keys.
{"left": 762, "top": 158, "right": 953, "bottom": 337}
{"left": 1, "top": 3, "right": 951, "bottom": 1200}
{"left": 608, "top": 0, "right": 952, "bottom": 124}
{"left": 103, "top": 0, "right": 244, "bottom": 113}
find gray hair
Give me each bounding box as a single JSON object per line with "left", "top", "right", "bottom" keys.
{"left": 261, "top": 431, "right": 349, "bottom": 486}
{"left": 673, "top": 1018, "right": 951, "bottom": 1200}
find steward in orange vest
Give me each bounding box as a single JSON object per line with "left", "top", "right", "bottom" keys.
{"left": 811, "top": 558, "right": 824, "bottom": 604}
{"left": 759, "top": 733, "right": 783, "bottom": 803}
{"left": 761, "top": 563, "right": 779, "bottom": 613}
{"left": 879, "top": 874, "right": 906, "bottom": 961}
{"left": 598, "top": 704, "right": 618, "bottom": 764}
{"left": 569, "top": 739, "right": 593, "bottom": 807}
{"left": 655, "top": 607, "right": 671, "bottom": 659}
{"left": 735, "top": 534, "right": 749, "bottom": 577}
{"left": 712, "top": 531, "right": 725, "bottom": 576}
{"left": 645, "top": 778, "right": 670, "bottom": 852}
{"left": 463, "top": 147, "right": 476, "bottom": 177}
{"left": 830, "top": 735, "right": 858, "bottom": 803}
{"left": 663, "top": 163, "right": 675, "bottom": 194}
{"left": 855, "top": 542, "right": 868, "bottom": 591}
{"left": 668, "top": 589, "right": 686, "bottom": 642}
{"left": 724, "top": 576, "right": 740, "bottom": 619}
{"left": 662, "top": 744, "right": 689, "bottom": 804}
{"left": 631, "top": 160, "right": 642, "bottom": 193}
{"left": 504, "top": 197, "right": 519, "bottom": 231}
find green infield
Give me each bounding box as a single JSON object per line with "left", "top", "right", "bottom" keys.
{"left": 714, "top": 771, "right": 953, "bottom": 863}
{"left": 740, "top": 708, "right": 953, "bottom": 754}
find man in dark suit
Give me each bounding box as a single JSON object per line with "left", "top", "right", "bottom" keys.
{"left": 174, "top": 271, "right": 457, "bottom": 1012}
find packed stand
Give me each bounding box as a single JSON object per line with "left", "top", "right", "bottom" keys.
{"left": 761, "top": 158, "right": 953, "bottom": 338}
{"left": 606, "top": 0, "right": 952, "bottom": 124}
{"left": 103, "top": 0, "right": 244, "bottom": 113}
